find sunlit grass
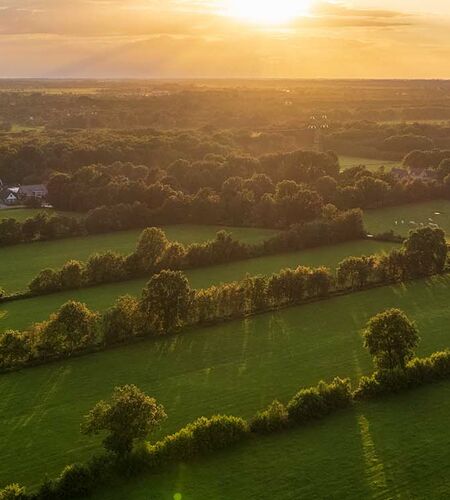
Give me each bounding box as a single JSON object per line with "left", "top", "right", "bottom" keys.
{"left": 89, "top": 381, "right": 450, "bottom": 499}
{"left": 339, "top": 156, "right": 399, "bottom": 172}
{"left": 0, "top": 240, "right": 397, "bottom": 331}
{"left": 0, "top": 274, "right": 449, "bottom": 489}
{"left": 364, "top": 200, "right": 450, "bottom": 239}
{"left": 0, "top": 224, "right": 278, "bottom": 293}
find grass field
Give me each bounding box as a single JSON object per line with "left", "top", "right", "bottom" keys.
{"left": 0, "top": 240, "right": 397, "bottom": 331}
{"left": 364, "top": 200, "right": 450, "bottom": 238}
{"left": 0, "top": 208, "right": 64, "bottom": 222}
{"left": 339, "top": 156, "right": 399, "bottom": 172}
{"left": 1, "top": 273, "right": 450, "bottom": 489}
{"left": 91, "top": 380, "right": 450, "bottom": 500}
{"left": 0, "top": 225, "right": 278, "bottom": 293}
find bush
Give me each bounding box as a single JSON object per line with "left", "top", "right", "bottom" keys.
{"left": 354, "top": 350, "right": 450, "bottom": 399}
{"left": 102, "top": 295, "right": 140, "bottom": 345}
{"left": 28, "top": 268, "right": 61, "bottom": 294}
{"left": 287, "top": 378, "right": 352, "bottom": 423}
{"left": 52, "top": 463, "right": 94, "bottom": 499}
{"left": 0, "top": 485, "right": 27, "bottom": 500}
{"left": 250, "top": 400, "right": 288, "bottom": 434}
{"left": 149, "top": 415, "right": 249, "bottom": 464}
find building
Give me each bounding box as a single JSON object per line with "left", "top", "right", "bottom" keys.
{"left": 0, "top": 184, "right": 48, "bottom": 206}
{"left": 18, "top": 184, "right": 48, "bottom": 199}
{"left": 0, "top": 188, "right": 19, "bottom": 205}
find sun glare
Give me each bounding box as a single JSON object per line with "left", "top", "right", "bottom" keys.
{"left": 223, "top": 0, "right": 311, "bottom": 26}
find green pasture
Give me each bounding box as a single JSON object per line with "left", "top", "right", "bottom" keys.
{"left": 339, "top": 156, "right": 399, "bottom": 172}
{"left": 0, "top": 225, "right": 278, "bottom": 293}
{"left": 0, "top": 240, "right": 397, "bottom": 332}
{"left": 364, "top": 200, "right": 450, "bottom": 238}
{"left": 1, "top": 273, "right": 449, "bottom": 489}
{"left": 0, "top": 208, "right": 65, "bottom": 222}
{"left": 92, "top": 380, "right": 450, "bottom": 499}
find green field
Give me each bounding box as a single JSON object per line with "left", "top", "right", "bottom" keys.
{"left": 0, "top": 240, "right": 397, "bottom": 332}
{"left": 339, "top": 156, "right": 399, "bottom": 172}
{"left": 91, "top": 380, "right": 450, "bottom": 499}
{"left": 0, "top": 225, "right": 278, "bottom": 293}
{"left": 0, "top": 208, "right": 64, "bottom": 222}
{"left": 1, "top": 273, "right": 450, "bottom": 489}
{"left": 364, "top": 200, "right": 450, "bottom": 238}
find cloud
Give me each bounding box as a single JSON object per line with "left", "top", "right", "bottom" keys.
{"left": 0, "top": 0, "right": 449, "bottom": 78}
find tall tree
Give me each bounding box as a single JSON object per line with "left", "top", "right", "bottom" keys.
{"left": 363, "top": 308, "right": 419, "bottom": 370}
{"left": 140, "top": 270, "right": 192, "bottom": 334}
{"left": 133, "top": 227, "right": 169, "bottom": 273}
{"left": 81, "top": 385, "right": 166, "bottom": 456}
{"left": 403, "top": 227, "right": 447, "bottom": 277}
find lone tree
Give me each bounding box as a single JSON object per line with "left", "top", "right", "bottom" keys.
{"left": 362, "top": 308, "right": 419, "bottom": 370}
{"left": 81, "top": 385, "right": 166, "bottom": 456}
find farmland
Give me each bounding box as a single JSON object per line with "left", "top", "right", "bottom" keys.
{"left": 91, "top": 380, "right": 450, "bottom": 500}
{"left": 339, "top": 156, "right": 399, "bottom": 171}
{"left": 364, "top": 200, "right": 450, "bottom": 238}
{"left": 0, "top": 225, "right": 278, "bottom": 293}
{"left": 0, "top": 208, "right": 68, "bottom": 222}
{"left": 1, "top": 77, "right": 450, "bottom": 499}
{"left": 0, "top": 239, "right": 397, "bottom": 332}
{"left": 1, "top": 273, "right": 449, "bottom": 489}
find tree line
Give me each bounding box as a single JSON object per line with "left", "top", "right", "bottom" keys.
{"left": 0, "top": 227, "right": 446, "bottom": 372}
{"left": 3, "top": 145, "right": 450, "bottom": 249}
{"left": 2, "top": 307, "right": 450, "bottom": 499}
{"left": 47, "top": 151, "right": 450, "bottom": 216}
{"left": 22, "top": 209, "right": 363, "bottom": 297}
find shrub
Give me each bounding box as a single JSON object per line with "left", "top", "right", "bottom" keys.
{"left": 287, "top": 378, "right": 352, "bottom": 423}
{"left": 354, "top": 350, "right": 450, "bottom": 399}
{"left": 0, "top": 330, "right": 31, "bottom": 368}
{"left": 0, "top": 484, "right": 27, "bottom": 500}
{"left": 59, "top": 260, "right": 85, "bottom": 290}
{"left": 250, "top": 400, "right": 288, "bottom": 434}
{"left": 28, "top": 268, "right": 61, "bottom": 294}
{"left": 149, "top": 415, "right": 249, "bottom": 464}
{"left": 53, "top": 463, "right": 94, "bottom": 499}
{"left": 102, "top": 295, "right": 140, "bottom": 345}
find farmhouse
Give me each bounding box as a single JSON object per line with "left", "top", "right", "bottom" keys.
{"left": 18, "top": 184, "right": 48, "bottom": 199}
{"left": 0, "top": 188, "right": 19, "bottom": 205}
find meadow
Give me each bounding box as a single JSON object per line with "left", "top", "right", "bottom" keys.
{"left": 0, "top": 224, "right": 278, "bottom": 293}
{"left": 339, "top": 156, "right": 399, "bottom": 171}
{"left": 91, "top": 380, "right": 450, "bottom": 500}
{"left": 1, "top": 273, "right": 449, "bottom": 489}
{"left": 364, "top": 200, "right": 450, "bottom": 238}
{"left": 0, "top": 239, "right": 397, "bottom": 332}
{"left": 0, "top": 207, "right": 64, "bottom": 222}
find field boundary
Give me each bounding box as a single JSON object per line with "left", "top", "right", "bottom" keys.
{"left": 1, "top": 267, "right": 446, "bottom": 375}
{"left": 5, "top": 349, "right": 449, "bottom": 499}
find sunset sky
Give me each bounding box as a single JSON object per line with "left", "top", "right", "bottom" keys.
{"left": 0, "top": 0, "right": 449, "bottom": 78}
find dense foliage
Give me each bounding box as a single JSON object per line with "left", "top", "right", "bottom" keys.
{"left": 22, "top": 209, "right": 363, "bottom": 297}
{"left": 363, "top": 309, "right": 420, "bottom": 370}
{"left": 81, "top": 385, "right": 167, "bottom": 456}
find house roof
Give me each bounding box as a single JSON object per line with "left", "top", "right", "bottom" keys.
{"left": 18, "top": 184, "right": 48, "bottom": 196}
{"left": 0, "top": 188, "right": 18, "bottom": 202}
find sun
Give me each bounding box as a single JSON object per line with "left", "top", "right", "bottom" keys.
{"left": 223, "top": 0, "right": 311, "bottom": 26}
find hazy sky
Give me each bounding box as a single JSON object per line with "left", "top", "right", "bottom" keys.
{"left": 0, "top": 0, "right": 449, "bottom": 78}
